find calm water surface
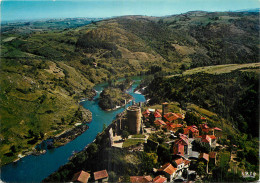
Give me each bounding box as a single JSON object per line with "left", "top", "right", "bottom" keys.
{"left": 1, "top": 76, "right": 146, "bottom": 182}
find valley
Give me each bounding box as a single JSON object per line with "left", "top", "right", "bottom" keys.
{"left": 0, "top": 10, "right": 259, "bottom": 182}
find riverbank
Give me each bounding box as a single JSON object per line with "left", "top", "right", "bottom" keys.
{"left": 36, "top": 106, "right": 93, "bottom": 149}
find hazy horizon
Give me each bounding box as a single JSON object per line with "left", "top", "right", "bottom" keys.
{"left": 1, "top": 0, "right": 259, "bottom": 22}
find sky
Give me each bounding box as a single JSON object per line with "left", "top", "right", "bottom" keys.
{"left": 1, "top": 0, "right": 259, "bottom": 22}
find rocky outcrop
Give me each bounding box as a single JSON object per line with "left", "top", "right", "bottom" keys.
{"left": 52, "top": 125, "right": 89, "bottom": 147}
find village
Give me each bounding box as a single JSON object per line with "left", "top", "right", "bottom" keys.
{"left": 69, "top": 101, "right": 255, "bottom": 183}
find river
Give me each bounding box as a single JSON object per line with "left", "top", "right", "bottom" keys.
{"left": 1, "top": 76, "right": 146, "bottom": 182}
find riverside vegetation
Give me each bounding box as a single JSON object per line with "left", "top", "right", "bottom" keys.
{"left": 1, "top": 10, "right": 259, "bottom": 167}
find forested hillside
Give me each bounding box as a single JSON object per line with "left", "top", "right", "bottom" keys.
{"left": 1, "top": 11, "right": 259, "bottom": 165}
{"left": 145, "top": 68, "right": 259, "bottom": 137}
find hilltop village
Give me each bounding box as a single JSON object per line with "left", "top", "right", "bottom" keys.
{"left": 49, "top": 101, "right": 258, "bottom": 183}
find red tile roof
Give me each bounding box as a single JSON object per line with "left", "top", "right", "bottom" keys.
{"left": 144, "top": 176, "right": 153, "bottom": 182}
{"left": 200, "top": 135, "right": 215, "bottom": 143}
{"left": 93, "top": 170, "right": 108, "bottom": 180}
{"left": 209, "top": 152, "right": 217, "bottom": 159}
{"left": 153, "top": 175, "right": 167, "bottom": 183}
{"left": 199, "top": 153, "right": 209, "bottom": 161}
{"left": 163, "top": 122, "right": 182, "bottom": 131}
{"left": 184, "top": 159, "right": 191, "bottom": 165}
{"left": 154, "top": 111, "right": 162, "bottom": 118}
{"left": 184, "top": 126, "right": 199, "bottom": 135}
{"left": 175, "top": 158, "right": 184, "bottom": 165}
{"left": 72, "top": 170, "right": 90, "bottom": 183}
{"left": 158, "top": 163, "right": 177, "bottom": 175}
{"left": 200, "top": 123, "right": 209, "bottom": 129}
{"left": 142, "top": 109, "right": 150, "bottom": 115}
{"left": 201, "top": 117, "right": 207, "bottom": 120}
{"left": 213, "top": 127, "right": 222, "bottom": 131}
{"left": 209, "top": 135, "right": 216, "bottom": 139}
{"left": 142, "top": 109, "right": 150, "bottom": 118}
{"left": 130, "top": 175, "right": 153, "bottom": 183}
{"left": 163, "top": 112, "right": 184, "bottom": 122}
{"left": 176, "top": 113, "right": 184, "bottom": 119}
{"left": 171, "top": 124, "right": 183, "bottom": 128}
{"left": 174, "top": 138, "right": 188, "bottom": 146}
{"left": 156, "top": 109, "right": 163, "bottom": 113}
{"left": 154, "top": 119, "right": 166, "bottom": 126}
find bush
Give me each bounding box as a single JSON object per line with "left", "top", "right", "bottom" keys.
{"left": 80, "top": 57, "right": 95, "bottom": 65}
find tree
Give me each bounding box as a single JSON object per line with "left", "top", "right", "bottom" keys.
{"left": 196, "top": 161, "right": 206, "bottom": 177}
{"left": 40, "top": 132, "right": 45, "bottom": 139}
{"left": 140, "top": 152, "right": 158, "bottom": 174}
{"left": 157, "top": 144, "right": 171, "bottom": 164}
{"left": 121, "top": 130, "right": 129, "bottom": 140}
{"left": 87, "top": 143, "right": 98, "bottom": 155}
{"left": 10, "top": 145, "right": 17, "bottom": 153}
{"left": 182, "top": 169, "right": 188, "bottom": 179}
{"left": 108, "top": 171, "right": 118, "bottom": 182}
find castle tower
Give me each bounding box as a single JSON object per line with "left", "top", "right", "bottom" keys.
{"left": 126, "top": 106, "right": 141, "bottom": 134}
{"left": 162, "top": 102, "right": 169, "bottom": 116}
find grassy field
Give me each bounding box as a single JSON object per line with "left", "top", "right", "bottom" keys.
{"left": 122, "top": 139, "right": 145, "bottom": 148}
{"left": 167, "top": 63, "right": 260, "bottom": 78}
{"left": 183, "top": 63, "right": 260, "bottom": 75}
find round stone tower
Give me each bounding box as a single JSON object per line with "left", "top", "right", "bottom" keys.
{"left": 126, "top": 106, "right": 141, "bottom": 134}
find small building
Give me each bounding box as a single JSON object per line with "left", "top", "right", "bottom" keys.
{"left": 163, "top": 112, "right": 184, "bottom": 123}
{"left": 196, "top": 135, "right": 217, "bottom": 148}
{"left": 174, "top": 158, "right": 185, "bottom": 172}
{"left": 93, "top": 170, "right": 109, "bottom": 183}
{"left": 200, "top": 123, "right": 214, "bottom": 134}
{"left": 184, "top": 126, "right": 199, "bottom": 138}
{"left": 153, "top": 175, "right": 167, "bottom": 183}
{"left": 212, "top": 127, "right": 222, "bottom": 138}
{"left": 158, "top": 163, "right": 177, "bottom": 182}
{"left": 130, "top": 175, "right": 152, "bottom": 183}
{"left": 72, "top": 170, "right": 90, "bottom": 183}
{"left": 154, "top": 110, "right": 162, "bottom": 120}
{"left": 173, "top": 134, "right": 190, "bottom": 156}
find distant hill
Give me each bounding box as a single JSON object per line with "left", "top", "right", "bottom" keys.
{"left": 234, "top": 8, "right": 260, "bottom": 12}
